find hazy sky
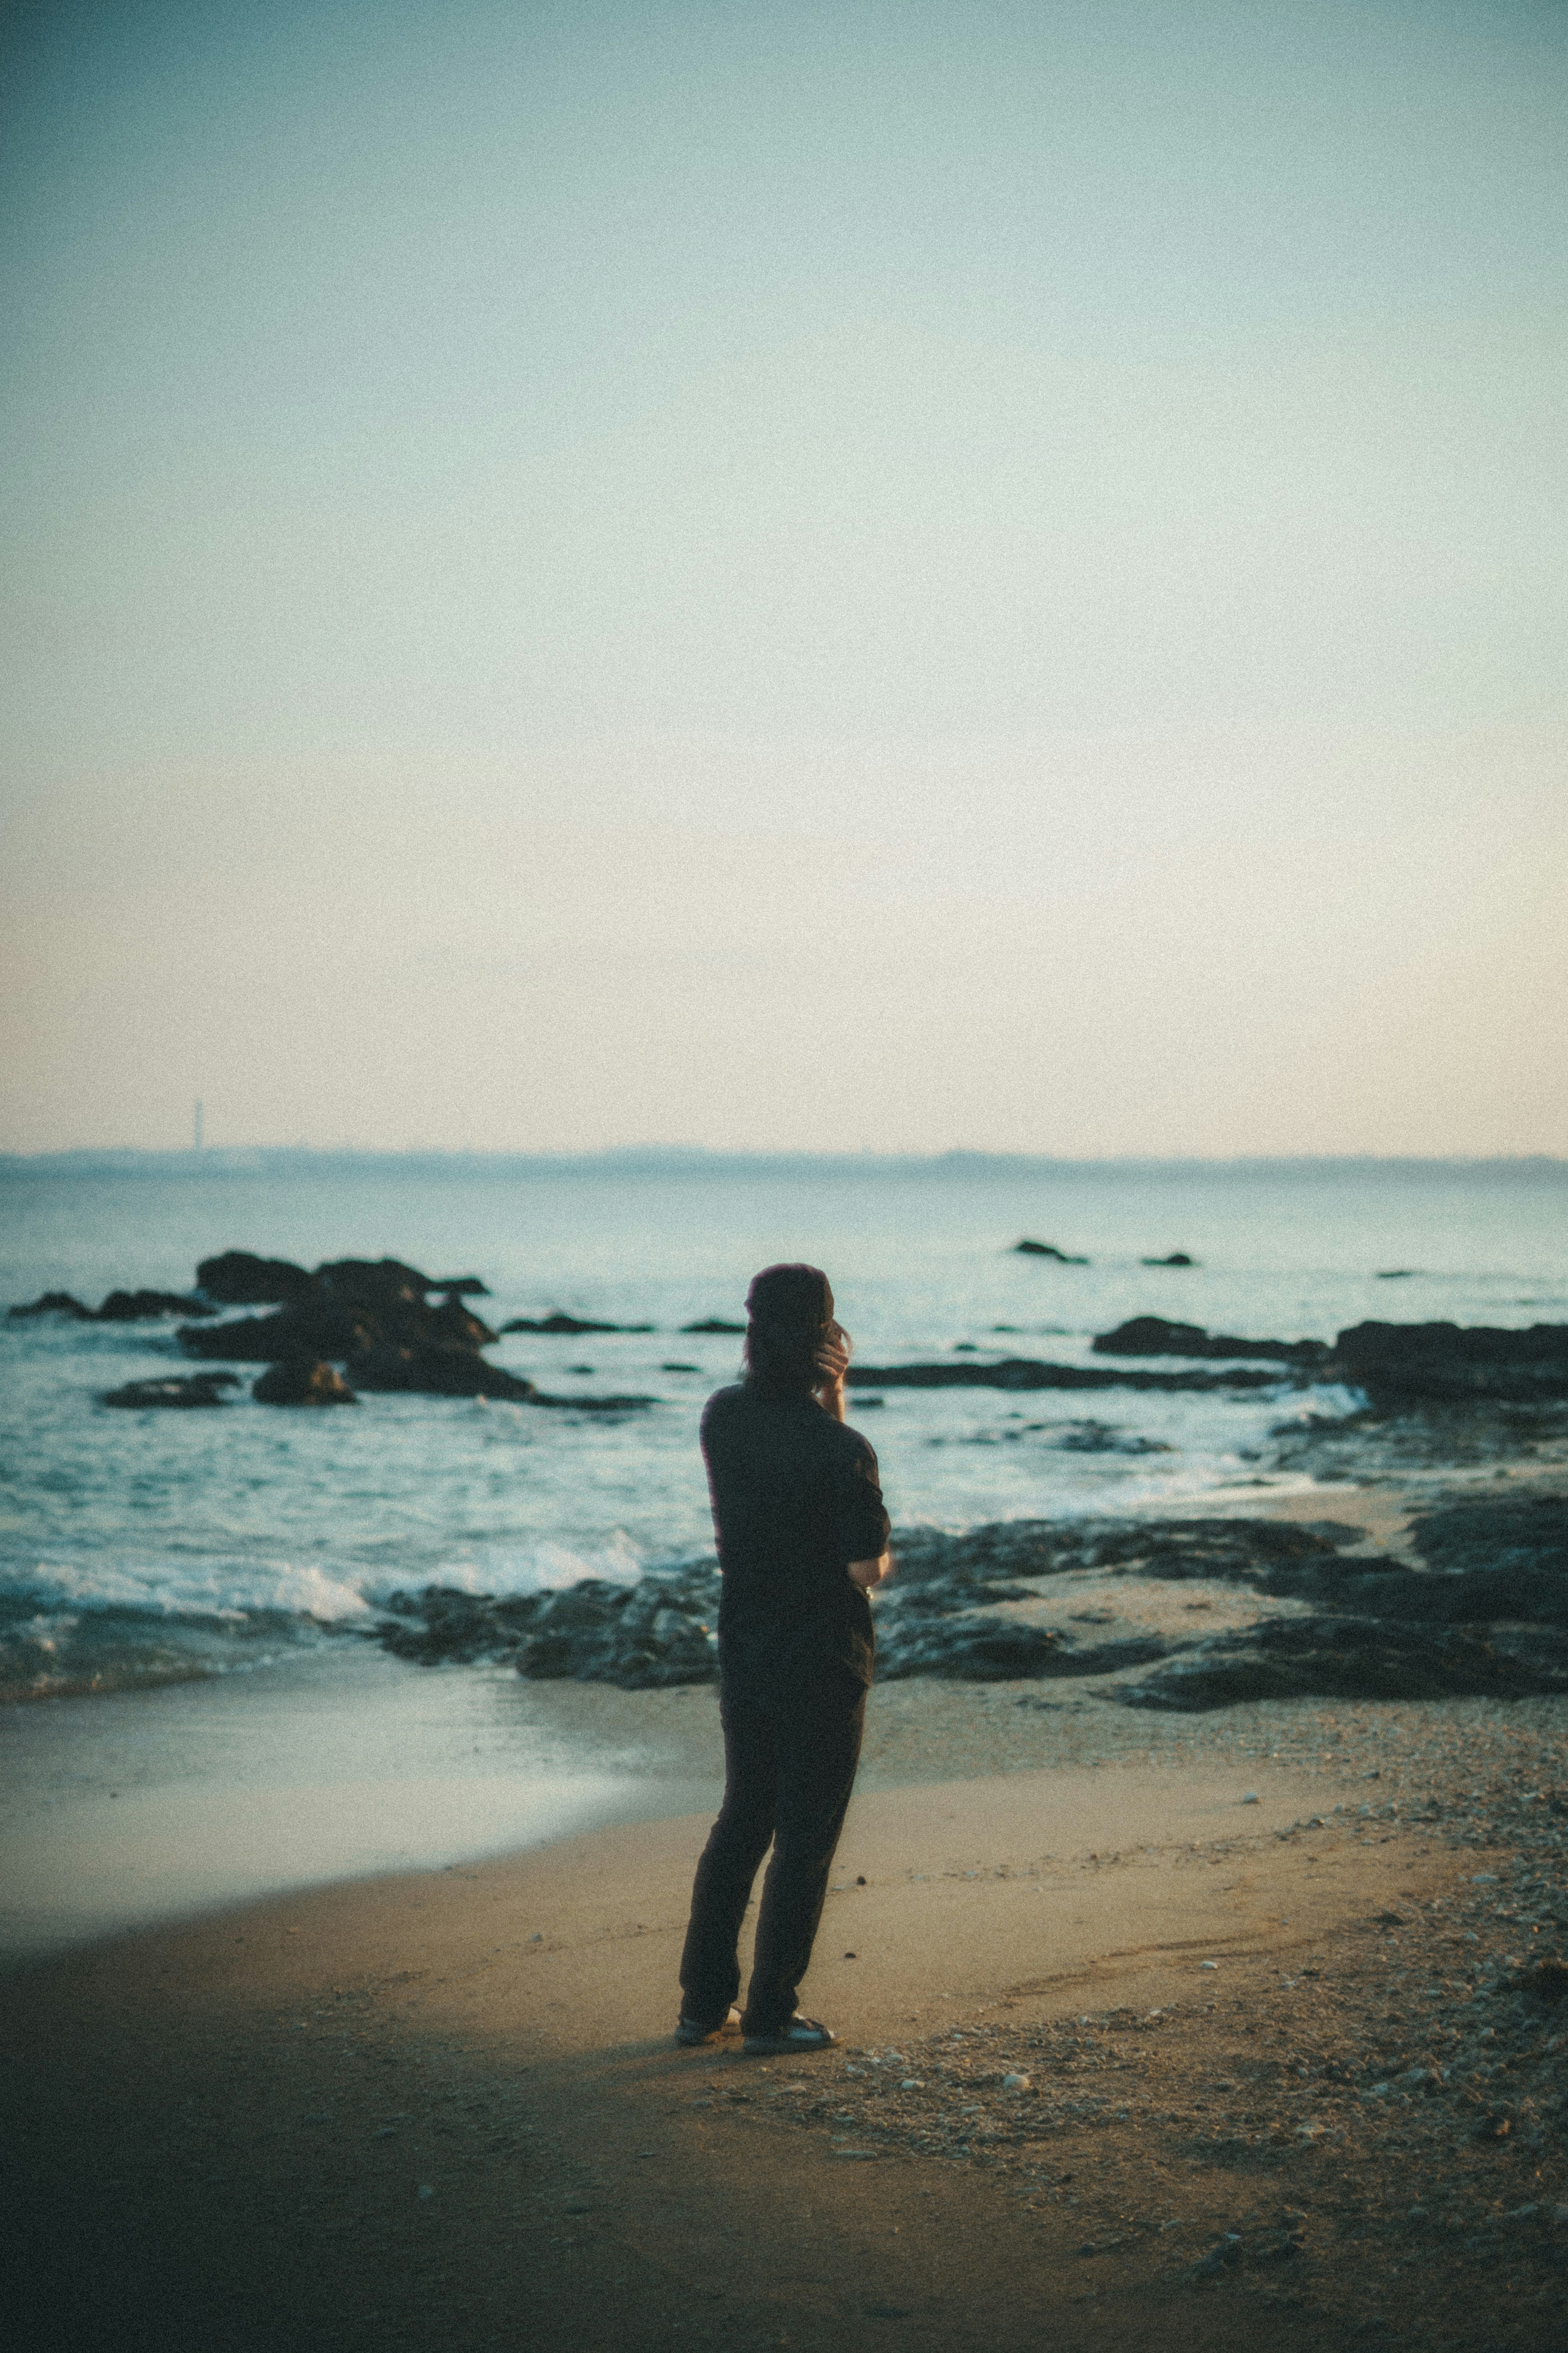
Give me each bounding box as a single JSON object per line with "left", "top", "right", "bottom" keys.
{"left": 3, "top": 0, "right": 1564, "bottom": 1155}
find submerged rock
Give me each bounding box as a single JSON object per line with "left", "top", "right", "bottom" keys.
{"left": 95, "top": 1289, "right": 215, "bottom": 1321}
{"left": 103, "top": 1374, "right": 240, "bottom": 1408}
{"left": 844, "top": 1358, "right": 1285, "bottom": 1393}
{"left": 501, "top": 1312, "right": 654, "bottom": 1334}
{"left": 253, "top": 1359, "right": 358, "bottom": 1405}
{"left": 681, "top": 1317, "right": 745, "bottom": 1334}
{"left": 1141, "top": 1252, "right": 1197, "bottom": 1267}
{"left": 1012, "top": 1240, "right": 1089, "bottom": 1262}
{"left": 1092, "top": 1317, "right": 1329, "bottom": 1365}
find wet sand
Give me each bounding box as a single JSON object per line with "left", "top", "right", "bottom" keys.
{"left": 8, "top": 1687, "right": 1567, "bottom": 2353}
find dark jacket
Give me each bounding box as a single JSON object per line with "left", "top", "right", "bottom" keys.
{"left": 700, "top": 1382, "right": 890, "bottom": 1692}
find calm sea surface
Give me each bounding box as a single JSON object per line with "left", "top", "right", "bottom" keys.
{"left": 2, "top": 1153, "right": 1564, "bottom": 1703}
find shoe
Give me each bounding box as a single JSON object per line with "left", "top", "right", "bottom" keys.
{"left": 674, "top": 2006, "right": 742, "bottom": 2046}
{"left": 742, "top": 2015, "right": 837, "bottom": 2056}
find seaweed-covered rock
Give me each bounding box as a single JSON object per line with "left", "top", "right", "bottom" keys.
{"left": 1332, "top": 1321, "right": 1568, "bottom": 1404}
{"left": 1092, "top": 1317, "right": 1328, "bottom": 1365}
{"left": 253, "top": 1360, "right": 358, "bottom": 1405}
{"left": 196, "top": 1252, "right": 313, "bottom": 1304}
{"left": 8, "top": 1291, "right": 94, "bottom": 1319}
{"left": 103, "top": 1374, "right": 240, "bottom": 1409}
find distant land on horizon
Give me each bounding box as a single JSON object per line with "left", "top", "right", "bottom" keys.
{"left": 3, "top": 1147, "right": 1565, "bottom": 1180}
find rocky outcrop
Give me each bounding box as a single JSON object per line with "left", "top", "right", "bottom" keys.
{"left": 196, "top": 1252, "right": 314, "bottom": 1304}
{"left": 501, "top": 1312, "right": 654, "bottom": 1334}
{"left": 96, "top": 1289, "right": 215, "bottom": 1321}
{"left": 370, "top": 1499, "right": 1568, "bottom": 1706}
{"left": 1117, "top": 1616, "right": 1568, "bottom": 1710}
{"left": 1332, "top": 1322, "right": 1568, "bottom": 1404}
{"left": 1091, "top": 1317, "right": 1330, "bottom": 1365}
{"left": 1141, "top": 1252, "right": 1197, "bottom": 1266}
{"left": 844, "top": 1357, "right": 1286, "bottom": 1393}
{"left": 347, "top": 1345, "right": 537, "bottom": 1401}
{"left": 376, "top": 1563, "right": 722, "bottom": 1687}
{"left": 1012, "top": 1240, "right": 1089, "bottom": 1262}
{"left": 253, "top": 1360, "right": 358, "bottom": 1405}
{"left": 103, "top": 1374, "right": 240, "bottom": 1408}
{"left": 9, "top": 1288, "right": 212, "bottom": 1321}
{"left": 681, "top": 1318, "right": 745, "bottom": 1334}
{"left": 178, "top": 1251, "right": 651, "bottom": 1407}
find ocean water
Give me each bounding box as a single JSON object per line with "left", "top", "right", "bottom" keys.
{"left": 2, "top": 1152, "right": 1564, "bottom": 1704}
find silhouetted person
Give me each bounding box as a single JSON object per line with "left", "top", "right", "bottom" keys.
{"left": 677, "top": 1263, "right": 891, "bottom": 2054}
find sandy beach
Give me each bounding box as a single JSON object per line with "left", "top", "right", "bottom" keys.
{"left": 8, "top": 1467, "right": 1568, "bottom": 2353}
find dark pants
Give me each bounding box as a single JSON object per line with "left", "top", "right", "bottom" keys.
{"left": 679, "top": 1666, "right": 866, "bottom": 2035}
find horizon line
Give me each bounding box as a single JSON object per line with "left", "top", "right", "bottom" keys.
{"left": 4, "top": 1146, "right": 1566, "bottom": 1175}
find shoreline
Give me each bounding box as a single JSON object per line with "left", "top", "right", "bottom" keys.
{"left": 8, "top": 1696, "right": 1566, "bottom": 2352}
{"left": 6, "top": 1468, "right": 1565, "bottom": 1969}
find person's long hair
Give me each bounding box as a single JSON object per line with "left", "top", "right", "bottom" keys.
{"left": 743, "top": 1262, "right": 833, "bottom": 1397}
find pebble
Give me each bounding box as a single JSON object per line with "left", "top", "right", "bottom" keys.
{"left": 1002, "top": 2072, "right": 1031, "bottom": 2091}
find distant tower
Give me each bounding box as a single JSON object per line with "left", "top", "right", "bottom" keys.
{"left": 194, "top": 1098, "right": 204, "bottom": 1153}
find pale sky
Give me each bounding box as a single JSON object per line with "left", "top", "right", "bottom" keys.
{"left": 3, "top": 0, "right": 1565, "bottom": 1155}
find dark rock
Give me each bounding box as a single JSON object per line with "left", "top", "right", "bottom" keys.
{"left": 844, "top": 1358, "right": 1285, "bottom": 1393}
{"left": 1408, "top": 1494, "right": 1568, "bottom": 1579}
{"left": 253, "top": 1360, "right": 358, "bottom": 1406}
{"left": 374, "top": 1563, "right": 721, "bottom": 1687}
{"left": 887, "top": 1516, "right": 1348, "bottom": 1590}
{"left": 8, "top": 1291, "right": 94, "bottom": 1319}
{"left": 681, "top": 1318, "right": 745, "bottom": 1334}
{"left": 662, "top": 1361, "right": 700, "bottom": 1373}
{"left": 1050, "top": 1421, "right": 1172, "bottom": 1455}
{"left": 179, "top": 1308, "right": 372, "bottom": 1362}
{"left": 196, "top": 1251, "right": 313, "bottom": 1304}
{"left": 103, "top": 1374, "right": 239, "bottom": 1408}
{"left": 1012, "top": 1240, "right": 1089, "bottom": 1262}
{"left": 1117, "top": 1615, "right": 1568, "bottom": 1711}
{"left": 500, "top": 1312, "right": 653, "bottom": 1334}
{"left": 347, "top": 1345, "right": 537, "bottom": 1401}
{"left": 876, "top": 1614, "right": 1169, "bottom": 1682}
{"left": 429, "top": 1276, "right": 490, "bottom": 1295}
{"left": 1332, "top": 1321, "right": 1568, "bottom": 1404}
{"left": 1141, "top": 1252, "right": 1197, "bottom": 1267}
{"left": 1092, "top": 1317, "right": 1329, "bottom": 1365}
{"left": 1507, "top": 1958, "right": 1568, "bottom": 2005}
{"left": 1376, "top": 1269, "right": 1418, "bottom": 1279}
{"left": 96, "top": 1289, "right": 215, "bottom": 1321}
{"left": 313, "top": 1257, "right": 435, "bottom": 1306}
